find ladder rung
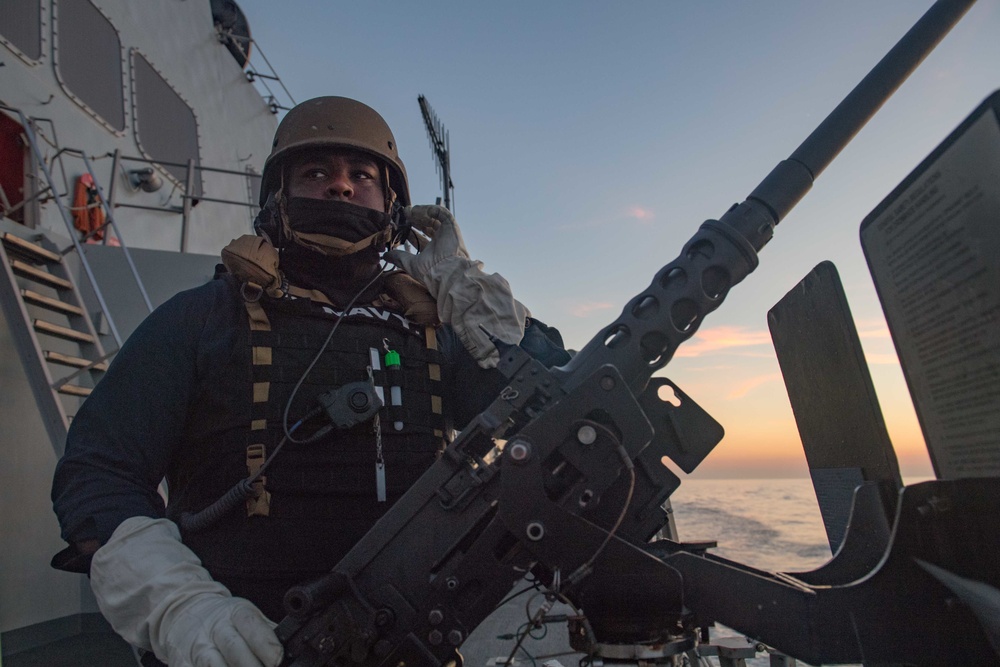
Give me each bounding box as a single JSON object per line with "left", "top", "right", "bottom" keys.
{"left": 33, "top": 319, "right": 95, "bottom": 343}
{"left": 21, "top": 288, "right": 84, "bottom": 316}
{"left": 57, "top": 384, "right": 92, "bottom": 397}
{"left": 44, "top": 350, "right": 108, "bottom": 371}
{"left": 11, "top": 260, "right": 73, "bottom": 290}
{"left": 2, "top": 232, "right": 63, "bottom": 264}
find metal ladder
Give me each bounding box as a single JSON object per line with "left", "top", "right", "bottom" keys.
{"left": 0, "top": 105, "right": 152, "bottom": 456}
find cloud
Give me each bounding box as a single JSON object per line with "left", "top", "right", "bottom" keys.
{"left": 864, "top": 352, "right": 901, "bottom": 366}
{"left": 727, "top": 373, "right": 782, "bottom": 399}
{"left": 569, "top": 301, "right": 615, "bottom": 317}
{"left": 677, "top": 363, "right": 740, "bottom": 372}
{"left": 556, "top": 205, "right": 654, "bottom": 230}
{"left": 850, "top": 318, "right": 899, "bottom": 364}
{"left": 675, "top": 325, "right": 772, "bottom": 358}
{"left": 856, "top": 319, "right": 891, "bottom": 339}
{"left": 627, "top": 206, "right": 654, "bottom": 224}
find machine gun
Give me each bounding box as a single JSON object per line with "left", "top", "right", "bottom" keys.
{"left": 276, "top": 1, "right": 999, "bottom": 664}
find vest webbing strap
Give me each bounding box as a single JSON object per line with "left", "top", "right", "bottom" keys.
{"left": 285, "top": 284, "right": 336, "bottom": 307}
{"left": 245, "top": 294, "right": 272, "bottom": 517}
{"left": 245, "top": 289, "right": 271, "bottom": 331}
{"left": 245, "top": 443, "right": 271, "bottom": 517}
{"left": 426, "top": 326, "right": 444, "bottom": 437}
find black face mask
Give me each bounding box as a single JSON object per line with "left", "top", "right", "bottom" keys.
{"left": 282, "top": 198, "right": 393, "bottom": 257}
{"left": 278, "top": 198, "right": 391, "bottom": 304}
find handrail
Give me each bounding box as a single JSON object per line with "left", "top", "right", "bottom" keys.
{"left": 217, "top": 28, "right": 296, "bottom": 114}
{"left": 110, "top": 152, "right": 261, "bottom": 177}
{"left": 50, "top": 147, "right": 155, "bottom": 313}
{"left": 108, "top": 150, "right": 261, "bottom": 251}
{"left": 0, "top": 183, "right": 53, "bottom": 218}
{"left": 50, "top": 348, "right": 118, "bottom": 388}
{"left": 178, "top": 195, "right": 256, "bottom": 208}
{"left": 0, "top": 105, "right": 143, "bottom": 345}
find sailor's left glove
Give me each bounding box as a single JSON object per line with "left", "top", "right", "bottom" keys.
{"left": 384, "top": 204, "right": 529, "bottom": 368}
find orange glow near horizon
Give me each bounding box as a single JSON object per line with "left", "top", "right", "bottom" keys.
{"left": 661, "top": 325, "right": 936, "bottom": 481}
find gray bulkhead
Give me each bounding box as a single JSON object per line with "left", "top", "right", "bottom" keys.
{"left": 1, "top": 0, "right": 277, "bottom": 658}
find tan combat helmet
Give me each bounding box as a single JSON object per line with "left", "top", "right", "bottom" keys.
{"left": 260, "top": 96, "right": 410, "bottom": 208}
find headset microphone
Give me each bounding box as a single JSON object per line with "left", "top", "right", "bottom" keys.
{"left": 388, "top": 201, "right": 412, "bottom": 250}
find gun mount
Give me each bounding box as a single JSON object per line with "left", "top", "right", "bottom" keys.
{"left": 276, "top": 1, "right": 998, "bottom": 665}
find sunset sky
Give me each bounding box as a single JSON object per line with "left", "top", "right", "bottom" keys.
{"left": 238, "top": 0, "right": 1000, "bottom": 480}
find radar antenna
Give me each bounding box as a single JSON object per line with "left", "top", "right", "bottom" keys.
{"left": 417, "top": 95, "right": 454, "bottom": 213}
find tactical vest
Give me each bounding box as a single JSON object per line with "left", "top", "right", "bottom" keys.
{"left": 173, "top": 287, "right": 450, "bottom": 621}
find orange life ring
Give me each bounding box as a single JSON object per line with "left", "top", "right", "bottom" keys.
{"left": 71, "top": 174, "right": 106, "bottom": 240}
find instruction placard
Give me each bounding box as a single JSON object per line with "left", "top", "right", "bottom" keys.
{"left": 862, "top": 94, "right": 1000, "bottom": 480}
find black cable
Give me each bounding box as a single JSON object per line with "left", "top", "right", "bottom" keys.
{"left": 178, "top": 478, "right": 254, "bottom": 533}
{"left": 179, "top": 415, "right": 311, "bottom": 532}
{"left": 514, "top": 623, "right": 539, "bottom": 667}
{"left": 499, "top": 446, "right": 635, "bottom": 666}
{"left": 553, "top": 591, "right": 597, "bottom": 666}
{"left": 495, "top": 579, "right": 544, "bottom": 610}
{"left": 567, "top": 445, "right": 636, "bottom": 588}
{"left": 501, "top": 621, "right": 538, "bottom": 667}
{"left": 281, "top": 265, "right": 388, "bottom": 445}
{"left": 527, "top": 621, "right": 548, "bottom": 641}
{"left": 502, "top": 592, "right": 552, "bottom": 667}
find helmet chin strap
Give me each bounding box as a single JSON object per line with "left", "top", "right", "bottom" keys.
{"left": 279, "top": 196, "right": 394, "bottom": 259}
{"left": 382, "top": 163, "right": 395, "bottom": 215}
{"left": 270, "top": 170, "right": 290, "bottom": 249}
{"left": 288, "top": 226, "right": 392, "bottom": 258}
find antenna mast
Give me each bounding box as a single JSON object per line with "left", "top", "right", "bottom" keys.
{"left": 417, "top": 95, "right": 454, "bottom": 213}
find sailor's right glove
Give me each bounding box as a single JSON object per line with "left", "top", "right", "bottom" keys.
{"left": 384, "top": 204, "right": 529, "bottom": 369}
{"left": 90, "top": 516, "right": 283, "bottom": 667}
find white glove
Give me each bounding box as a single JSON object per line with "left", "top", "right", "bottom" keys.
{"left": 90, "top": 516, "right": 283, "bottom": 667}
{"left": 384, "top": 205, "right": 529, "bottom": 368}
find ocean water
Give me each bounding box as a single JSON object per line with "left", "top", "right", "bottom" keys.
{"left": 670, "top": 477, "right": 833, "bottom": 573}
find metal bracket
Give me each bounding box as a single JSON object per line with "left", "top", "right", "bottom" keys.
{"left": 638, "top": 377, "right": 724, "bottom": 474}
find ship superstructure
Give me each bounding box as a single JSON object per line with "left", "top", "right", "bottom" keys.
{"left": 1, "top": 1, "right": 279, "bottom": 662}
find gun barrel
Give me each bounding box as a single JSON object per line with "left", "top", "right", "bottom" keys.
{"left": 558, "top": 0, "right": 976, "bottom": 394}
{"left": 283, "top": 573, "right": 347, "bottom": 618}
{"left": 750, "top": 0, "right": 976, "bottom": 225}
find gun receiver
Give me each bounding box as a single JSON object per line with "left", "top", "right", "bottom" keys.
{"left": 277, "top": 1, "right": 994, "bottom": 665}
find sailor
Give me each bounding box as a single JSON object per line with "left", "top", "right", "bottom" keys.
{"left": 51, "top": 97, "right": 570, "bottom": 667}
